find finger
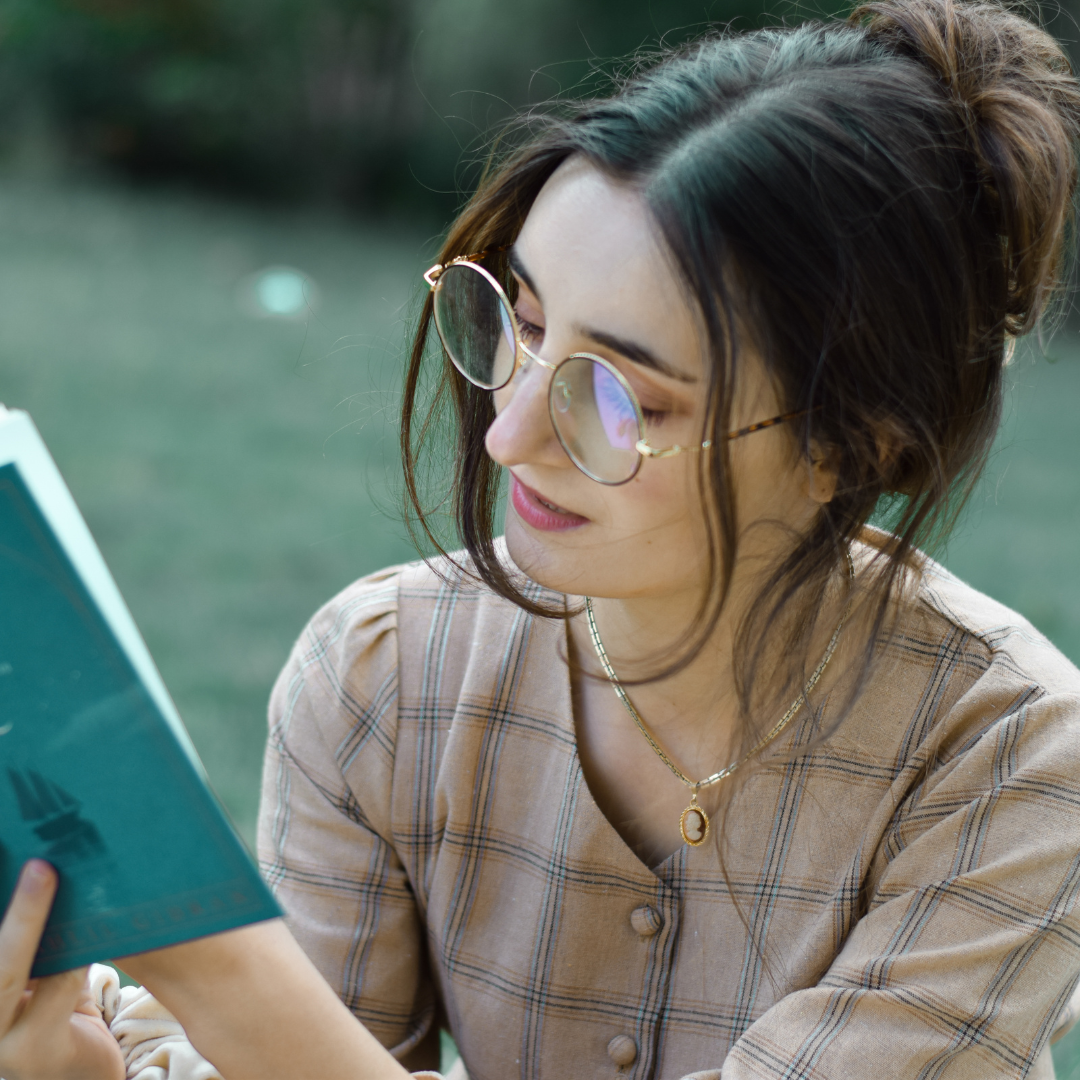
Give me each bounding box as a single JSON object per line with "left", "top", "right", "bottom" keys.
{"left": 19, "top": 966, "right": 88, "bottom": 1035}
{"left": 73, "top": 969, "right": 104, "bottom": 1019}
{"left": 0, "top": 861, "right": 57, "bottom": 1027}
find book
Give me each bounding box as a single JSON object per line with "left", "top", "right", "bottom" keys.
{"left": 0, "top": 405, "right": 281, "bottom": 977}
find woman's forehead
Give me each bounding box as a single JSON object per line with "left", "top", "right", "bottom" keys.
{"left": 514, "top": 157, "right": 705, "bottom": 383}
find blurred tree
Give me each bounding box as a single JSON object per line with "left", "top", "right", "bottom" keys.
{"left": 0, "top": 0, "right": 420, "bottom": 201}
{"left": 0, "top": 0, "right": 1075, "bottom": 216}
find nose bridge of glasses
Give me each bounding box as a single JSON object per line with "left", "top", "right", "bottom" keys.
{"left": 503, "top": 342, "right": 558, "bottom": 413}
{"left": 519, "top": 341, "right": 557, "bottom": 372}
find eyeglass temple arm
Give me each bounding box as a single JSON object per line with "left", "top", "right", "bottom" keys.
{"left": 726, "top": 409, "right": 812, "bottom": 440}
{"left": 635, "top": 409, "right": 813, "bottom": 458}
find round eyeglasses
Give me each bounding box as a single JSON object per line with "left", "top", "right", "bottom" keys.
{"left": 424, "top": 251, "right": 807, "bottom": 485}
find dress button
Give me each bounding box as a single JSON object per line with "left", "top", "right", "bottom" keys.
{"left": 630, "top": 905, "right": 662, "bottom": 937}
{"left": 607, "top": 1034, "right": 638, "bottom": 1067}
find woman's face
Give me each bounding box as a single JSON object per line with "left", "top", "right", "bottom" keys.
{"left": 486, "top": 156, "right": 825, "bottom": 605}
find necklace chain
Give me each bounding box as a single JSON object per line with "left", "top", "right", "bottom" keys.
{"left": 584, "top": 554, "right": 854, "bottom": 796}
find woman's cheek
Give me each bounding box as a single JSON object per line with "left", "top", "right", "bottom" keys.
{"left": 636, "top": 460, "right": 703, "bottom": 520}
{"left": 605, "top": 472, "right": 700, "bottom": 554}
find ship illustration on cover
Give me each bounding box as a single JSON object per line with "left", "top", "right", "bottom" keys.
{"left": 7, "top": 769, "right": 106, "bottom": 864}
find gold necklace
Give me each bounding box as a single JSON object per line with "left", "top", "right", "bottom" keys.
{"left": 584, "top": 555, "right": 853, "bottom": 848}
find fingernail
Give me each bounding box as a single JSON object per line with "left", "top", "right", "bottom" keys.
{"left": 20, "top": 859, "right": 54, "bottom": 894}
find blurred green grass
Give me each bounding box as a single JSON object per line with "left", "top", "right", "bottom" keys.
{"left": 1, "top": 176, "right": 1079, "bottom": 1073}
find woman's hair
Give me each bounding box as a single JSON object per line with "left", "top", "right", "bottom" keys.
{"left": 401, "top": 0, "right": 1080, "bottom": 739}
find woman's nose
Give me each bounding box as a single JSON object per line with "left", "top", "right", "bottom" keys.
{"left": 485, "top": 354, "right": 567, "bottom": 469}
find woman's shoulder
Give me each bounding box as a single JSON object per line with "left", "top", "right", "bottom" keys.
{"left": 271, "top": 546, "right": 548, "bottom": 742}
{"left": 296, "top": 546, "right": 538, "bottom": 665}
{"left": 912, "top": 554, "right": 1080, "bottom": 699}
{"left": 838, "top": 536, "right": 1080, "bottom": 780}
{"left": 853, "top": 529, "right": 1078, "bottom": 702}
{"left": 867, "top": 548, "right": 1080, "bottom": 781}
{"left": 266, "top": 563, "right": 406, "bottom": 773}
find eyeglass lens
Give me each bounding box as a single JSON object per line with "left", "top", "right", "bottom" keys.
{"left": 550, "top": 356, "right": 641, "bottom": 483}
{"left": 433, "top": 264, "right": 643, "bottom": 484}
{"left": 432, "top": 262, "right": 518, "bottom": 390}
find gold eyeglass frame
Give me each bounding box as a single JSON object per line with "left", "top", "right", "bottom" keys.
{"left": 424, "top": 252, "right": 808, "bottom": 485}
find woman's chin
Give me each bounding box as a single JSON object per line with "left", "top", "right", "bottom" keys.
{"left": 503, "top": 514, "right": 588, "bottom": 596}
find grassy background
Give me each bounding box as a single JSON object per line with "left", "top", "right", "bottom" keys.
{"left": 1, "top": 176, "right": 1078, "bottom": 1072}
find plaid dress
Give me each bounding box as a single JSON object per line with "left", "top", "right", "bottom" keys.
{"left": 258, "top": 546, "right": 1080, "bottom": 1080}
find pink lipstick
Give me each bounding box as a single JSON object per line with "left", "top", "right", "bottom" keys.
{"left": 509, "top": 475, "right": 589, "bottom": 531}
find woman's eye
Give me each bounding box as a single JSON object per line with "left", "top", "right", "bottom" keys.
{"left": 515, "top": 311, "right": 544, "bottom": 344}
{"left": 640, "top": 406, "right": 669, "bottom": 426}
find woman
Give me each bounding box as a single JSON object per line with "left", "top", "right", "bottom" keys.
{"left": 3, "top": 0, "right": 1080, "bottom": 1077}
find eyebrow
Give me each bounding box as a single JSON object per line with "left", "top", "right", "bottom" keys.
{"left": 579, "top": 328, "right": 697, "bottom": 383}
{"left": 508, "top": 245, "right": 696, "bottom": 384}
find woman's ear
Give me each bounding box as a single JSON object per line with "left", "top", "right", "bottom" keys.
{"left": 871, "top": 416, "right": 910, "bottom": 477}
{"left": 806, "top": 443, "right": 839, "bottom": 505}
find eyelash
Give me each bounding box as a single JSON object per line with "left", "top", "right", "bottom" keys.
{"left": 514, "top": 310, "right": 669, "bottom": 425}
{"left": 516, "top": 313, "right": 543, "bottom": 345}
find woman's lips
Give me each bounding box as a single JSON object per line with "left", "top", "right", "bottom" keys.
{"left": 509, "top": 475, "right": 589, "bottom": 531}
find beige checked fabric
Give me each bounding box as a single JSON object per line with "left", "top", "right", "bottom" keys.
{"left": 258, "top": 544, "right": 1080, "bottom": 1080}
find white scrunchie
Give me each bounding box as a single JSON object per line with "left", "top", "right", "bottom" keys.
{"left": 414, "top": 1062, "right": 469, "bottom": 1080}
{"left": 89, "top": 964, "right": 221, "bottom": 1080}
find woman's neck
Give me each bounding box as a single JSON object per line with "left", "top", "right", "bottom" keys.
{"left": 572, "top": 553, "right": 858, "bottom": 772}
{"left": 569, "top": 589, "right": 742, "bottom": 771}
{"left": 565, "top": 556, "right": 858, "bottom": 867}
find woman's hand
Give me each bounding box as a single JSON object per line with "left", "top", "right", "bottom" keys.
{"left": 0, "top": 860, "right": 125, "bottom": 1080}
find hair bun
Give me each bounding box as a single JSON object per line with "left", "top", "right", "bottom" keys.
{"left": 852, "top": 0, "right": 1080, "bottom": 331}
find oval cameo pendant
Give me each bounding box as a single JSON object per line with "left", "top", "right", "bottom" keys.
{"left": 679, "top": 803, "right": 710, "bottom": 847}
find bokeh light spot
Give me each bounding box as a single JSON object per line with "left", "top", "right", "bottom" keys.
{"left": 245, "top": 266, "right": 317, "bottom": 318}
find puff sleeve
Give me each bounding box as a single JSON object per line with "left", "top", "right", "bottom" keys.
{"left": 257, "top": 565, "right": 440, "bottom": 1072}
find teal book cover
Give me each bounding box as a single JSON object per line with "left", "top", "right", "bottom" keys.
{"left": 0, "top": 408, "right": 281, "bottom": 976}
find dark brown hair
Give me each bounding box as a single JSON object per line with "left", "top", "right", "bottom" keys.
{"left": 401, "top": 0, "right": 1080, "bottom": 741}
